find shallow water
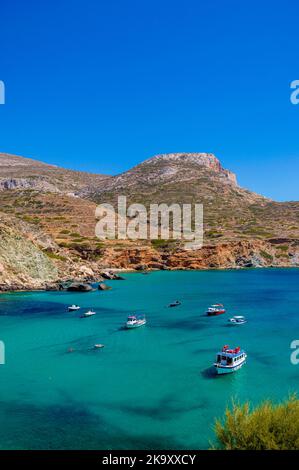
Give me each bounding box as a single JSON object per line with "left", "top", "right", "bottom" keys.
{"left": 0, "top": 269, "right": 298, "bottom": 449}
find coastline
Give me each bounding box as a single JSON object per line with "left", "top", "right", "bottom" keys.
{"left": 1, "top": 265, "right": 299, "bottom": 294}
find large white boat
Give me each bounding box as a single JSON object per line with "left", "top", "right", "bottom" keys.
{"left": 68, "top": 304, "right": 80, "bottom": 311}
{"left": 214, "top": 345, "right": 247, "bottom": 374}
{"left": 228, "top": 315, "right": 247, "bottom": 325}
{"left": 125, "top": 315, "right": 146, "bottom": 329}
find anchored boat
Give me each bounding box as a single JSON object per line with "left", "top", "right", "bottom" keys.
{"left": 207, "top": 304, "right": 226, "bottom": 316}
{"left": 125, "top": 315, "right": 146, "bottom": 329}
{"left": 68, "top": 304, "right": 80, "bottom": 311}
{"left": 168, "top": 300, "right": 181, "bottom": 308}
{"left": 228, "top": 315, "right": 247, "bottom": 325}
{"left": 81, "top": 310, "right": 96, "bottom": 318}
{"left": 214, "top": 345, "right": 247, "bottom": 374}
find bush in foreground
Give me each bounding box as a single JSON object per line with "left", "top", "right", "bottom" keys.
{"left": 213, "top": 395, "right": 299, "bottom": 450}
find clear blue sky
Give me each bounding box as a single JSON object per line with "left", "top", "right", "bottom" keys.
{"left": 0, "top": 0, "right": 298, "bottom": 201}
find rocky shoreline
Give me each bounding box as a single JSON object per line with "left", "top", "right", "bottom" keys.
{"left": 1, "top": 239, "right": 299, "bottom": 293}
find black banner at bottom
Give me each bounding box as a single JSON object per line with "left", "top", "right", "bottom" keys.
{"left": 0, "top": 450, "right": 295, "bottom": 465}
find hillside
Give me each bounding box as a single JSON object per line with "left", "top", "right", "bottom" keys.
{"left": 0, "top": 152, "right": 111, "bottom": 194}
{"left": 0, "top": 151, "right": 298, "bottom": 289}
{"left": 87, "top": 152, "right": 299, "bottom": 243}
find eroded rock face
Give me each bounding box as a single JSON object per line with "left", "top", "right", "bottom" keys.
{"left": 97, "top": 240, "right": 299, "bottom": 271}
{"left": 0, "top": 177, "right": 60, "bottom": 192}
{"left": 0, "top": 219, "right": 58, "bottom": 291}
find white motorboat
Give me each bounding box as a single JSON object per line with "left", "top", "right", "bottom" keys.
{"left": 94, "top": 344, "right": 105, "bottom": 349}
{"left": 125, "top": 315, "right": 146, "bottom": 329}
{"left": 228, "top": 315, "right": 247, "bottom": 325}
{"left": 214, "top": 345, "right": 247, "bottom": 375}
{"left": 68, "top": 304, "right": 80, "bottom": 311}
{"left": 81, "top": 310, "right": 96, "bottom": 318}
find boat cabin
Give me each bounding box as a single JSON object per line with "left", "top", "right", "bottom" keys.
{"left": 216, "top": 345, "right": 246, "bottom": 366}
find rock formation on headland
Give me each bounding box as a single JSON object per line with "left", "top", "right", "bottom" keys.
{"left": 0, "top": 151, "right": 298, "bottom": 290}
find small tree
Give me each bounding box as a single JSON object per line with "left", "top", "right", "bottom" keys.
{"left": 213, "top": 395, "right": 299, "bottom": 450}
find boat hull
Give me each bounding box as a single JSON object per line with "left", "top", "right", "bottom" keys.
{"left": 214, "top": 359, "right": 246, "bottom": 374}
{"left": 207, "top": 310, "right": 226, "bottom": 316}
{"left": 126, "top": 321, "right": 146, "bottom": 329}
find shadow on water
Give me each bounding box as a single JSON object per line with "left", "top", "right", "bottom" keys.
{"left": 0, "top": 298, "right": 129, "bottom": 319}
{"left": 250, "top": 351, "right": 275, "bottom": 366}
{"left": 201, "top": 366, "right": 218, "bottom": 380}
{"left": 100, "top": 392, "right": 209, "bottom": 422}
{"left": 192, "top": 347, "right": 217, "bottom": 355}
{"left": 154, "top": 315, "right": 207, "bottom": 332}
{"left": 0, "top": 398, "right": 184, "bottom": 450}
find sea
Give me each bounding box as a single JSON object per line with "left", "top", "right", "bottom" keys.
{"left": 0, "top": 269, "right": 298, "bottom": 449}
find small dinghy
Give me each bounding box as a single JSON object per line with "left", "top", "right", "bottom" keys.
{"left": 81, "top": 310, "right": 96, "bottom": 318}
{"left": 68, "top": 304, "right": 80, "bottom": 311}
{"left": 214, "top": 345, "right": 247, "bottom": 375}
{"left": 228, "top": 315, "right": 247, "bottom": 325}
{"left": 125, "top": 315, "right": 146, "bottom": 329}
{"left": 168, "top": 300, "right": 181, "bottom": 308}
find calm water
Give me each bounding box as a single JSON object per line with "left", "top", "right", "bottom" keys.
{"left": 0, "top": 269, "right": 298, "bottom": 449}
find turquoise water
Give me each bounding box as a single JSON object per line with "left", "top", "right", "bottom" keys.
{"left": 0, "top": 269, "right": 298, "bottom": 449}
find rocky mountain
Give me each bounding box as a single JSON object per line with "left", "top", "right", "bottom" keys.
{"left": 0, "top": 151, "right": 298, "bottom": 290}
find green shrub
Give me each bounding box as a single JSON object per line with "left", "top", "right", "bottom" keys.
{"left": 206, "top": 230, "right": 223, "bottom": 238}
{"left": 213, "top": 396, "right": 299, "bottom": 450}
{"left": 44, "top": 250, "right": 67, "bottom": 262}
{"left": 22, "top": 215, "right": 41, "bottom": 225}
{"left": 151, "top": 239, "right": 177, "bottom": 249}
{"left": 260, "top": 250, "right": 273, "bottom": 261}
{"left": 276, "top": 245, "right": 288, "bottom": 252}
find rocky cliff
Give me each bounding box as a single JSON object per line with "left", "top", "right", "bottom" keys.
{"left": 98, "top": 239, "right": 299, "bottom": 271}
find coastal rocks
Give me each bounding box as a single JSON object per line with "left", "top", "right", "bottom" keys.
{"left": 67, "top": 282, "right": 93, "bottom": 292}
{"left": 147, "top": 262, "right": 166, "bottom": 270}
{"left": 98, "top": 283, "right": 112, "bottom": 291}
{"left": 78, "top": 265, "right": 95, "bottom": 277}
{"left": 101, "top": 271, "right": 125, "bottom": 280}
{"left": 135, "top": 264, "right": 148, "bottom": 271}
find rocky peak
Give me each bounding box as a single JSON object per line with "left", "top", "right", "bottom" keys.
{"left": 142, "top": 153, "right": 238, "bottom": 186}
{"left": 144, "top": 152, "right": 221, "bottom": 168}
